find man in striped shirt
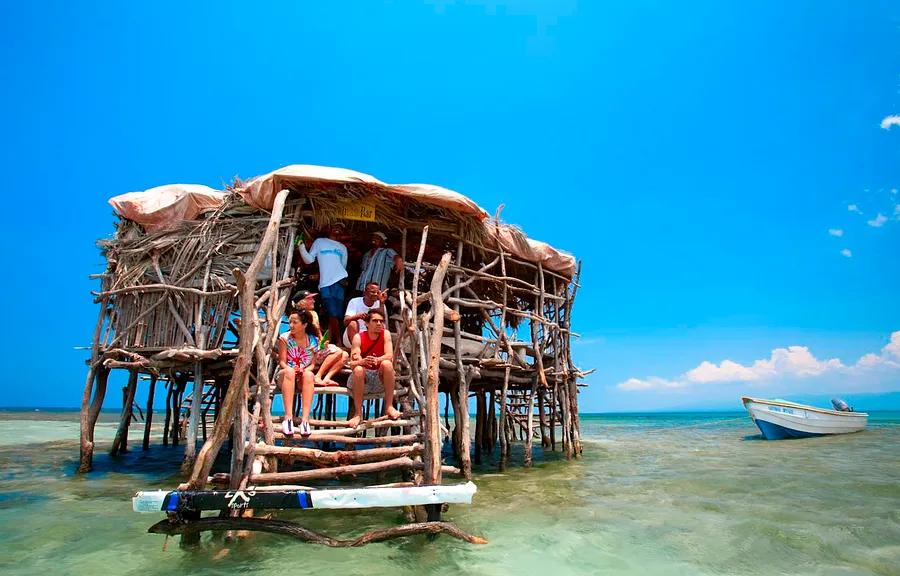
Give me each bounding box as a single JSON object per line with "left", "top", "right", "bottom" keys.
{"left": 355, "top": 231, "right": 403, "bottom": 293}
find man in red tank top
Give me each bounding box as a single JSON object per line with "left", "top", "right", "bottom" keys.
{"left": 347, "top": 309, "right": 401, "bottom": 428}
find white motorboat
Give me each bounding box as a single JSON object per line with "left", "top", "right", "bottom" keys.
{"left": 741, "top": 397, "right": 867, "bottom": 440}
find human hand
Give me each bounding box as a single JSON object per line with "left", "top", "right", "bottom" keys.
{"left": 378, "top": 289, "right": 388, "bottom": 303}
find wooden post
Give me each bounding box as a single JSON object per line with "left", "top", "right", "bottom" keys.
{"left": 142, "top": 374, "right": 157, "bottom": 450}
{"left": 537, "top": 387, "right": 548, "bottom": 448}
{"left": 483, "top": 391, "right": 492, "bottom": 452}
{"left": 524, "top": 378, "right": 537, "bottom": 467}
{"left": 451, "top": 239, "right": 472, "bottom": 478}
{"left": 78, "top": 298, "right": 109, "bottom": 473}
{"left": 182, "top": 260, "right": 212, "bottom": 473}
{"left": 184, "top": 189, "right": 290, "bottom": 490}
{"left": 181, "top": 363, "right": 203, "bottom": 473}
{"left": 423, "top": 252, "right": 451, "bottom": 486}
{"left": 474, "top": 390, "right": 484, "bottom": 465}
{"left": 111, "top": 370, "right": 138, "bottom": 455}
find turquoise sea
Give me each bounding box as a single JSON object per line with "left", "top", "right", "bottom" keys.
{"left": 1, "top": 410, "right": 898, "bottom": 575}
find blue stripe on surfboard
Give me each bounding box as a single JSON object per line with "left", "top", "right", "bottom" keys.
{"left": 755, "top": 418, "right": 824, "bottom": 440}
{"left": 163, "top": 492, "right": 179, "bottom": 511}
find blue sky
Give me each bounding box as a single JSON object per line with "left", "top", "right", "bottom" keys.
{"left": 1, "top": 1, "right": 898, "bottom": 411}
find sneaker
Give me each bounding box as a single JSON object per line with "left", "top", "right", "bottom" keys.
{"left": 282, "top": 418, "right": 294, "bottom": 437}
{"left": 299, "top": 420, "right": 311, "bottom": 438}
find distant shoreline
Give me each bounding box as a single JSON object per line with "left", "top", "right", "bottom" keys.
{"left": 3, "top": 407, "right": 899, "bottom": 416}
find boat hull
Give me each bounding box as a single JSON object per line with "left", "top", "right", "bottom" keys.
{"left": 741, "top": 397, "right": 867, "bottom": 440}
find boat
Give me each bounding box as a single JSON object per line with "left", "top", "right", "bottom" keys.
{"left": 741, "top": 397, "right": 868, "bottom": 440}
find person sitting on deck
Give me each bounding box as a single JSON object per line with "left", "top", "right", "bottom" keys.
{"left": 276, "top": 310, "right": 319, "bottom": 438}
{"left": 355, "top": 231, "right": 403, "bottom": 294}
{"left": 347, "top": 309, "right": 401, "bottom": 428}
{"left": 291, "top": 290, "right": 348, "bottom": 386}
{"left": 343, "top": 281, "right": 388, "bottom": 348}
{"left": 297, "top": 223, "right": 348, "bottom": 350}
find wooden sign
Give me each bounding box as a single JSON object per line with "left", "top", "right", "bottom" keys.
{"left": 335, "top": 199, "right": 376, "bottom": 222}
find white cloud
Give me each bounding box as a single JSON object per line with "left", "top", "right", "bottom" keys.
{"left": 885, "top": 332, "right": 900, "bottom": 359}
{"left": 684, "top": 346, "right": 843, "bottom": 383}
{"left": 840, "top": 248, "right": 852, "bottom": 258}
{"left": 848, "top": 204, "right": 861, "bottom": 214}
{"left": 618, "top": 377, "right": 682, "bottom": 391}
{"left": 867, "top": 213, "right": 888, "bottom": 227}
{"left": 828, "top": 228, "right": 844, "bottom": 237}
{"left": 880, "top": 115, "right": 900, "bottom": 130}
{"left": 686, "top": 359, "right": 759, "bottom": 383}
{"left": 617, "top": 331, "right": 900, "bottom": 392}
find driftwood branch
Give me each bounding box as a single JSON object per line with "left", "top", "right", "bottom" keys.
{"left": 148, "top": 518, "right": 487, "bottom": 546}
{"left": 184, "top": 188, "right": 290, "bottom": 489}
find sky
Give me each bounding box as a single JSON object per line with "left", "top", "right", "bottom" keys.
{"left": 0, "top": 1, "right": 898, "bottom": 412}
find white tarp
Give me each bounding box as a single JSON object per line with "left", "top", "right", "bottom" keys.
{"left": 109, "top": 184, "right": 225, "bottom": 232}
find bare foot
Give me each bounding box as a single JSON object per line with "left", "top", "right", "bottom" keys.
{"left": 347, "top": 415, "right": 362, "bottom": 429}
{"left": 314, "top": 375, "right": 324, "bottom": 386}
{"left": 386, "top": 406, "right": 402, "bottom": 420}
{"left": 321, "top": 378, "right": 337, "bottom": 387}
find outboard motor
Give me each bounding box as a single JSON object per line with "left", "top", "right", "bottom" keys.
{"left": 831, "top": 398, "right": 853, "bottom": 412}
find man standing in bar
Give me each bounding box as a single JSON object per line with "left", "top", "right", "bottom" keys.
{"left": 355, "top": 231, "right": 403, "bottom": 294}
{"left": 298, "top": 223, "right": 348, "bottom": 350}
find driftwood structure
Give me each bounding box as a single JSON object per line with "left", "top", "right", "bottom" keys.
{"left": 79, "top": 165, "right": 584, "bottom": 544}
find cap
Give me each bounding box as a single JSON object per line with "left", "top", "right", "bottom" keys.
{"left": 372, "top": 231, "right": 387, "bottom": 240}
{"left": 293, "top": 290, "right": 317, "bottom": 301}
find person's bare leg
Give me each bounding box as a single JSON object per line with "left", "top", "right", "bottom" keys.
{"left": 300, "top": 370, "right": 315, "bottom": 424}
{"left": 281, "top": 368, "right": 296, "bottom": 421}
{"left": 347, "top": 365, "right": 366, "bottom": 428}
{"left": 321, "top": 351, "right": 348, "bottom": 385}
{"left": 380, "top": 360, "right": 401, "bottom": 419}
{"left": 316, "top": 351, "right": 341, "bottom": 384}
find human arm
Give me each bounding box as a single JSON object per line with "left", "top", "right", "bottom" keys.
{"left": 375, "top": 331, "right": 394, "bottom": 364}
{"left": 297, "top": 238, "right": 318, "bottom": 265}
{"left": 343, "top": 299, "right": 369, "bottom": 327}
{"left": 348, "top": 333, "right": 364, "bottom": 368}
{"left": 277, "top": 338, "right": 290, "bottom": 371}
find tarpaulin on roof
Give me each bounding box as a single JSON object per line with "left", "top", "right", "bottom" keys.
{"left": 390, "top": 183, "right": 489, "bottom": 220}
{"left": 109, "top": 185, "right": 226, "bottom": 232}
{"left": 487, "top": 220, "right": 577, "bottom": 279}
{"left": 238, "top": 165, "right": 391, "bottom": 213}
{"left": 237, "top": 165, "right": 489, "bottom": 220}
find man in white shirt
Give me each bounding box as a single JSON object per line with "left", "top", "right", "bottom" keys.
{"left": 343, "top": 281, "right": 387, "bottom": 348}
{"left": 298, "top": 223, "right": 348, "bottom": 348}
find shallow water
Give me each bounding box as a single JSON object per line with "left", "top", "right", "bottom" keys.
{"left": 0, "top": 410, "right": 898, "bottom": 575}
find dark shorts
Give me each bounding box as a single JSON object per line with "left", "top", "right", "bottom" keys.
{"left": 319, "top": 283, "right": 345, "bottom": 318}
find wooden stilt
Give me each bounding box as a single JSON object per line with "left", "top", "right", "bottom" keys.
{"left": 142, "top": 374, "right": 157, "bottom": 450}
{"left": 473, "top": 390, "right": 484, "bottom": 465}
{"left": 111, "top": 370, "right": 138, "bottom": 456}
{"left": 423, "top": 252, "right": 451, "bottom": 486}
